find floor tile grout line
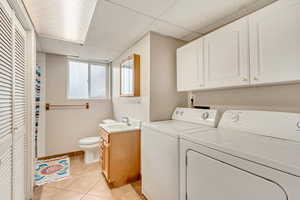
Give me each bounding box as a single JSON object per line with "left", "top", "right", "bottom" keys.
{"left": 39, "top": 161, "right": 102, "bottom": 198}
{"left": 79, "top": 176, "right": 102, "bottom": 200}
{"left": 49, "top": 176, "right": 100, "bottom": 198}
{"left": 39, "top": 177, "right": 100, "bottom": 199}
{"left": 34, "top": 154, "right": 144, "bottom": 200}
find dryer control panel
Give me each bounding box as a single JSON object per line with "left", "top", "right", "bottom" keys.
{"left": 219, "top": 110, "right": 300, "bottom": 142}
{"left": 172, "top": 107, "right": 220, "bottom": 128}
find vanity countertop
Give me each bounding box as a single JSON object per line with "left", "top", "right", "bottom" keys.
{"left": 99, "top": 122, "right": 141, "bottom": 134}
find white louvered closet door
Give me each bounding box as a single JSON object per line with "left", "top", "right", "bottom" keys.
{"left": 13, "top": 15, "right": 26, "bottom": 200}
{"left": 0, "top": 0, "right": 13, "bottom": 200}
{"left": 0, "top": 0, "right": 13, "bottom": 139}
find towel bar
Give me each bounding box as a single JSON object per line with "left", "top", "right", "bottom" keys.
{"left": 45, "top": 103, "right": 89, "bottom": 111}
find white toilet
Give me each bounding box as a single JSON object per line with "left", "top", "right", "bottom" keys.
{"left": 79, "top": 137, "right": 100, "bottom": 164}
{"left": 79, "top": 119, "right": 117, "bottom": 164}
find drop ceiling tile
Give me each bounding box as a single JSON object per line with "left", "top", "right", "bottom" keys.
{"left": 23, "top": 0, "right": 98, "bottom": 43}
{"left": 39, "top": 37, "right": 81, "bottom": 56}
{"left": 79, "top": 46, "right": 120, "bottom": 62}
{"left": 149, "top": 20, "right": 191, "bottom": 40}
{"left": 39, "top": 36, "right": 118, "bottom": 61}
{"left": 84, "top": 0, "right": 154, "bottom": 57}
{"left": 159, "top": 0, "right": 259, "bottom": 32}
{"left": 40, "top": 0, "right": 155, "bottom": 61}
{"left": 107, "top": 0, "right": 178, "bottom": 18}
{"left": 195, "top": 0, "right": 277, "bottom": 34}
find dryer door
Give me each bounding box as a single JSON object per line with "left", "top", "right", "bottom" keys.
{"left": 186, "top": 150, "right": 287, "bottom": 200}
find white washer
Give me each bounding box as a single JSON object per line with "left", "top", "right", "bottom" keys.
{"left": 141, "top": 107, "right": 220, "bottom": 200}
{"left": 180, "top": 110, "right": 300, "bottom": 200}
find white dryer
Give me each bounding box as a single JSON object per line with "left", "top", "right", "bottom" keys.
{"left": 141, "top": 107, "right": 220, "bottom": 200}
{"left": 180, "top": 110, "right": 300, "bottom": 200}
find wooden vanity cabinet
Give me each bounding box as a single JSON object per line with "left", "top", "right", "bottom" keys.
{"left": 99, "top": 128, "right": 141, "bottom": 187}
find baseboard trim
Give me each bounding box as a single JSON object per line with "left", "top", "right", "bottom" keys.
{"left": 37, "top": 151, "right": 84, "bottom": 160}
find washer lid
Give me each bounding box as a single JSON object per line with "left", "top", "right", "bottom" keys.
{"left": 143, "top": 120, "right": 214, "bottom": 138}
{"left": 182, "top": 128, "right": 300, "bottom": 177}
{"left": 79, "top": 137, "right": 100, "bottom": 145}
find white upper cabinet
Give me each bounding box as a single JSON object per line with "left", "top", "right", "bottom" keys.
{"left": 177, "top": 38, "right": 204, "bottom": 91}
{"left": 176, "top": 0, "right": 300, "bottom": 92}
{"left": 204, "top": 17, "right": 250, "bottom": 89}
{"left": 249, "top": 0, "right": 300, "bottom": 85}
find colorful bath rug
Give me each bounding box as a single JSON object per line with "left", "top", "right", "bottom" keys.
{"left": 34, "top": 156, "right": 70, "bottom": 186}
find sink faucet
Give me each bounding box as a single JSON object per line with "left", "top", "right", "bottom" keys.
{"left": 121, "top": 117, "right": 131, "bottom": 126}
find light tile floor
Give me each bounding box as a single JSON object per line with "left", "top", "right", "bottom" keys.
{"left": 33, "top": 155, "right": 145, "bottom": 200}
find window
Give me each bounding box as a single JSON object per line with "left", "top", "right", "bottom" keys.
{"left": 68, "top": 60, "right": 108, "bottom": 99}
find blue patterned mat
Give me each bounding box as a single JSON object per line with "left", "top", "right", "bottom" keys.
{"left": 35, "top": 156, "right": 70, "bottom": 186}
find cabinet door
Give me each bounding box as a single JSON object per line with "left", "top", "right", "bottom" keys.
{"left": 177, "top": 38, "right": 204, "bottom": 91}
{"left": 102, "top": 142, "right": 110, "bottom": 181}
{"left": 204, "top": 17, "right": 250, "bottom": 89}
{"left": 249, "top": 0, "right": 300, "bottom": 85}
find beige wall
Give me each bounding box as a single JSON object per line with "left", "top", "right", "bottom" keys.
{"left": 149, "top": 33, "right": 187, "bottom": 121}
{"left": 112, "top": 33, "right": 151, "bottom": 122}
{"left": 112, "top": 32, "right": 187, "bottom": 122}
{"left": 190, "top": 83, "right": 300, "bottom": 113}
{"left": 45, "top": 54, "right": 113, "bottom": 156}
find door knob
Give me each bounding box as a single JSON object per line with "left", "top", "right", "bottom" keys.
{"left": 253, "top": 77, "right": 259, "bottom": 81}
{"left": 241, "top": 77, "right": 248, "bottom": 81}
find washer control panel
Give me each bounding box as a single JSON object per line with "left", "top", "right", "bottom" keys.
{"left": 172, "top": 107, "right": 220, "bottom": 128}
{"left": 175, "top": 110, "right": 184, "bottom": 116}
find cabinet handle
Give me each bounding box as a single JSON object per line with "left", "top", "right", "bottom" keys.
{"left": 241, "top": 77, "right": 248, "bottom": 81}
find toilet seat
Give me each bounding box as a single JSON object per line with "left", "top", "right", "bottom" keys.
{"left": 79, "top": 137, "right": 100, "bottom": 145}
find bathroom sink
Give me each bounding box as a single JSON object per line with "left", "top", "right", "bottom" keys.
{"left": 99, "top": 122, "right": 141, "bottom": 133}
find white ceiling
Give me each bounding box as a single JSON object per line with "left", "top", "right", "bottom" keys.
{"left": 23, "top": 0, "right": 98, "bottom": 43}
{"left": 106, "top": 0, "right": 178, "bottom": 18}
{"left": 160, "top": 0, "right": 257, "bottom": 33}
{"left": 28, "top": 0, "right": 277, "bottom": 61}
